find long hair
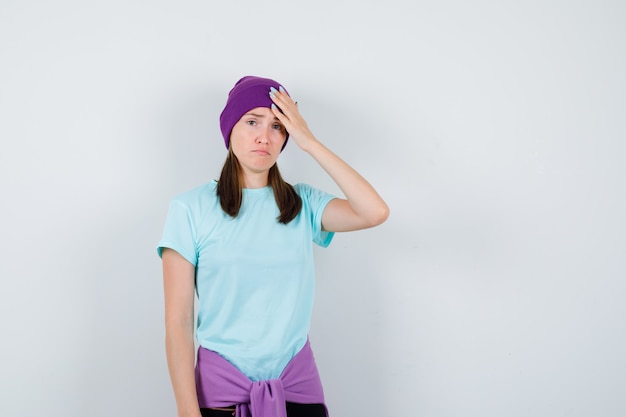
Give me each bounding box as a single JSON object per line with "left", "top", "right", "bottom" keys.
{"left": 216, "top": 149, "right": 302, "bottom": 224}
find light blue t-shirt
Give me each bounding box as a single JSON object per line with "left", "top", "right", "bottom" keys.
{"left": 157, "top": 180, "right": 335, "bottom": 381}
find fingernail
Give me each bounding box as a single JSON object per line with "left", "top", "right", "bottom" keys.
{"left": 279, "top": 86, "right": 285, "bottom": 93}
{"left": 271, "top": 103, "right": 277, "bottom": 110}
{"left": 270, "top": 87, "right": 278, "bottom": 93}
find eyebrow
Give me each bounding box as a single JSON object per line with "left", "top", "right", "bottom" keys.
{"left": 245, "top": 112, "right": 280, "bottom": 121}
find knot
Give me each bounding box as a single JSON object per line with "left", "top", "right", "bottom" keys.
{"left": 249, "top": 379, "right": 286, "bottom": 417}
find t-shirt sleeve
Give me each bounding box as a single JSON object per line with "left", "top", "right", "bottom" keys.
{"left": 156, "top": 199, "right": 198, "bottom": 266}
{"left": 297, "top": 183, "right": 336, "bottom": 248}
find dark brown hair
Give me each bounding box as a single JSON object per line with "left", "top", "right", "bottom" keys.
{"left": 216, "top": 150, "right": 302, "bottom": 224}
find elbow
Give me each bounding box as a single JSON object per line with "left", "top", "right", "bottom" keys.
{"left": 368, "top": 203, "right": 390, "bottom": 227}
{"left": 164, "top": 319, "right": 195, "bottom": 347}
{"left": 164, "top": 314, "right": 195, "bottom": 336}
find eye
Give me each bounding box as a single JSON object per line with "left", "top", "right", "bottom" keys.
{"left": 272, "top": 123, "right": 284, "bottom": 131}
{"left": 246, "top": 119, "right": 257, "bottom": 126}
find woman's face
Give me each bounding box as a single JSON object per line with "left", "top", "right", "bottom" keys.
{"left": 229, "top": 106, "right": 287, "bottom": 176}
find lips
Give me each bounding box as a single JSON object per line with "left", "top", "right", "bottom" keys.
{"left": 252, "top": 150, "right": 270, "bottom": 156}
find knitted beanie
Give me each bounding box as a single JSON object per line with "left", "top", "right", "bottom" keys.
{"left": 219, "top": 75, "right": 290, "bottom": 149}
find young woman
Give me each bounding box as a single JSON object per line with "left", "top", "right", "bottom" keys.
{"left": 158, "top": 76, "right": 389, "bottom": 417}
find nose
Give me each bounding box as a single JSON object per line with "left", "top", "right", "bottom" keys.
{"left": 256, "top": 125, "right": 272, "bottom": 144}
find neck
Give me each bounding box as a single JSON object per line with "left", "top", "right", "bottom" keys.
{"left": 242, "top": 171, "right": 269, "bottom": 189}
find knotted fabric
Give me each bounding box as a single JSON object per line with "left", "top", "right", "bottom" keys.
{"left": 195, "top": 340, "right": 328, "bottom": 417}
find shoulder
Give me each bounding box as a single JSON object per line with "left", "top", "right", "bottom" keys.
{"left": 294, "top": 182, "right": 322, "bottom": 197}
{"left": 293, "top": 183, "right": 336, "bottom": 208}
{"left": 171, "top": 180, "right": 218, "bottom": 206}
{"left": 165, "top": 181, "right": 221, "bottom": 221}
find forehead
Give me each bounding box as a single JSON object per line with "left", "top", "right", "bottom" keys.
{"left": 242, "top": 107, "right": 275, "bottom": 118}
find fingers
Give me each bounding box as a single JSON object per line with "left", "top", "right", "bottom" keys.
{"left": 269, "top": 86, "right": 297, "bottom": 114}
{"left": 269, "top": 86, "right": 310, "bottom": 142}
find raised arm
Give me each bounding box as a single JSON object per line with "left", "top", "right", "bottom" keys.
{"left": 270, "top": 87, "right": 389, "bottom": 232}
{"left": 162, "top": 248, "right": 201, "bottom": 417}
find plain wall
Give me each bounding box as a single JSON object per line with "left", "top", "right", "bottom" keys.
{"left": 1, "top": 1, "right": 625, "bottom": 416}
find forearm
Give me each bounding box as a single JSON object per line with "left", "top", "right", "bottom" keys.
{"left": 165, "top": 322, "right": 201, "bottom": 417}
{"left": 305, "top": 138, "right": 389, "bottom": 225}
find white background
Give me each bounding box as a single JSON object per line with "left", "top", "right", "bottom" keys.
{"left": 1, "top": 1, "right": 625, "bottom": 416}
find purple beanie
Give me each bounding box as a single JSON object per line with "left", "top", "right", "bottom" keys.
{"left": 219, "top": 75, "right": 290, "bottom": 149}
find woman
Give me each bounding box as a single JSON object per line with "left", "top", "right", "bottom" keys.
{"left": 158, "top": 75, "right": 389, "bottom": 417}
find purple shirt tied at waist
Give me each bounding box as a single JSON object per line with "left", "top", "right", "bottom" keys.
{"left": 195, "top": 340, "right": 329, "bottom": 417}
